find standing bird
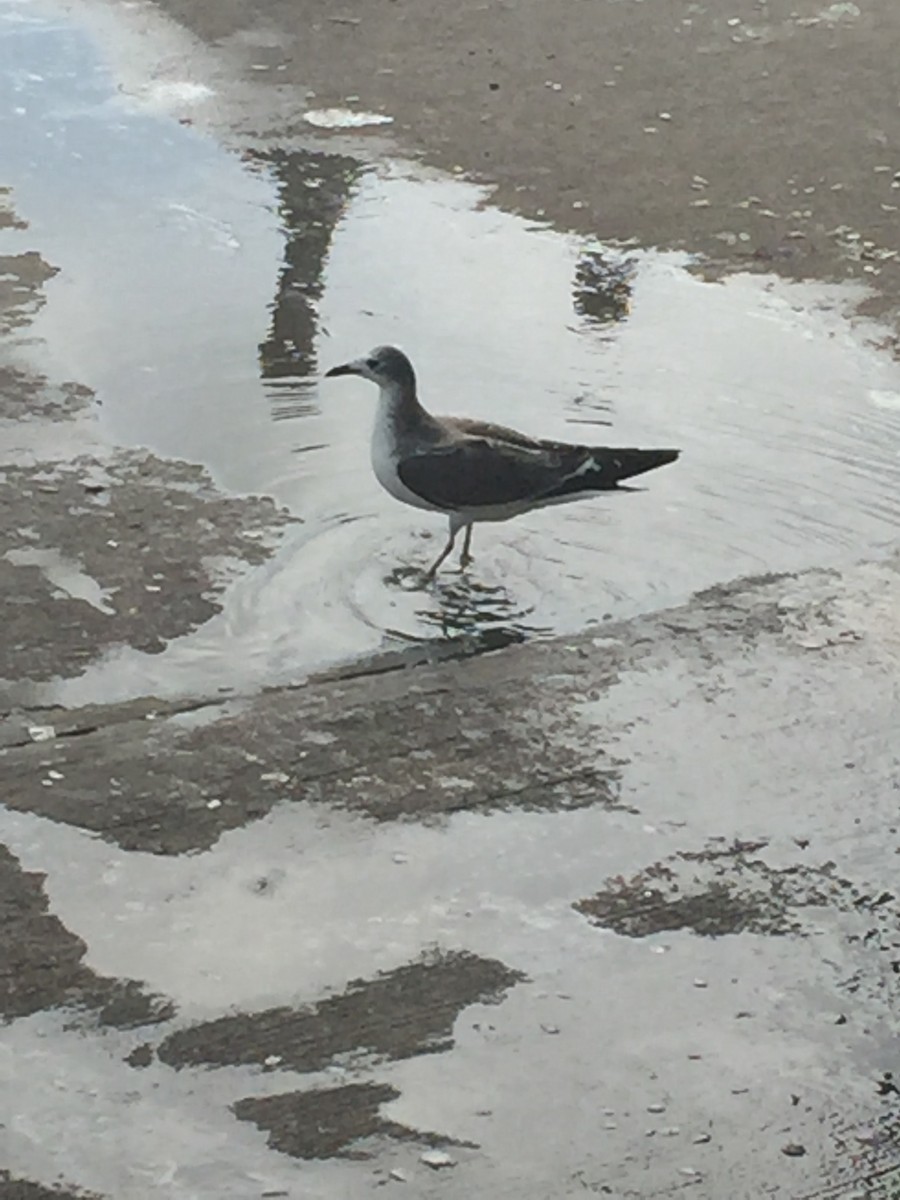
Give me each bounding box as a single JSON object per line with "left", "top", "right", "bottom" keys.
{"left": 325, "top": 345, "right": 679, "bottom": 579}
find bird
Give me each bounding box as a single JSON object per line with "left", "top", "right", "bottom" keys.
{"left": 325, "top": 345, "right": 680, "bottom": 580}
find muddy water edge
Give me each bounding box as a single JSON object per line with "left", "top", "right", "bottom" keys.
{"left": 2, "top": 0, "right": 900, "bottom": 1197}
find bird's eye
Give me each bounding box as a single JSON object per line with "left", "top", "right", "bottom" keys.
{"left": 366, "top": 358, "right": 379, "bottom": 370}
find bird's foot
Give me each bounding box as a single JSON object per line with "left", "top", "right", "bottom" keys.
{"left": 458, "top": 551, "right": 474, "bottom": 571}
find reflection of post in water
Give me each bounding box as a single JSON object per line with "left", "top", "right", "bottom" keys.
{"left": 253, "top": 150, "right": 361, "bottom": 380}
{"left": 572, "top": 247, "right": 636, "bottom": 327}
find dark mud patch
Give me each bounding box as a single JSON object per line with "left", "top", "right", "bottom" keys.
{"left": 575, "top": 841, "right": 827, "bottom": 938}
{"left": 0, "top": 250, "right": 58, "bottom": 335}
{"left": 157, "top": 949, "right": 524, "bottom": 1071}
{"left": 0, "top": 1174, "right": 100, "bottom": 1200}
{"left": 1, "top": 451, "right": 297, "bottom": 684}
{"left": 0, "top": 368, "right": 94, "bottom": 423}
{"left": 0, "top": 844, "right": 173, "bottom": 1027}
{"left": 575, "top": 840, "right": 900, "bottom": 947}
{"left": 233, "top": 1081, "right": 462, "bottom": 1160}
{"left": 0, "top": 186, "right": 28, "bottom": 232}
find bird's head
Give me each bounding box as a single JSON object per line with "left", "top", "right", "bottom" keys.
{"left": 325, "top": 345, "right": 416, "bottom": 393}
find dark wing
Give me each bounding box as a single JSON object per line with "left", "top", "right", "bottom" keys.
{"left": 397, "top": 436, "right": 586, "bottom": 511}
{"left": 398, "top": 431, "right": 681, "bottom": 511}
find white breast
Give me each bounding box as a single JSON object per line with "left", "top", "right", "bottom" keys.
{"left": 370, "top": 391, "right": 446, "bottom": 513}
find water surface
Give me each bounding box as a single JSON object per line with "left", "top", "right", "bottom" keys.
{"left": 4, "top": 0, "right": 900, "bottom": 702}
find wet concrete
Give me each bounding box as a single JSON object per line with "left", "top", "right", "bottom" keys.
{"left": 0, "top": 1176, "right": 99, "bottom": 1200}
{"left": 0, "top": 843, "right": 172, "bottom": 1026}
{"left": 3, "top": 0, "right": 900, "bottom": 1196}
{"left": 150, "top": 0, "right": 900, "bottom": 318}
{"left": 156, "top": 950, "right": 523, "bottom": 1071}
{"left": 231, "top": 1082, "right": 456, "bottom": 1162}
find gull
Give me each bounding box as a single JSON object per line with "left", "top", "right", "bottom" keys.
{"left": 325, "top": 345, "right": 680, "bottom": 579}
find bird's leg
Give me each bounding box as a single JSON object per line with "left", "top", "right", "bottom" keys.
{"left": 459, "top": 524, "right": 474, "bottom": 569}
{"left": 423, "top": 526, "right": 458, "bottom": 581}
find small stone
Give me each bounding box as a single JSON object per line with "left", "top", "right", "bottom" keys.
{"left": 679, "top": 1167, "right": 700, "bottom": 1177}
{"left": 690, "top": 199, "right": 710, "bottom": 208}
{"left": 420, "top": 1150, "right": 455, "bottom": 1170}
{"left": 392, "top": 852, "right": 408, "bottom": 864}
{"left": 647, "top": 1103, "right": 666, "bottom": 1114}
{"left": 693, "top": 979, "right": 708, "bottom": 988}
{"left": 264, "top": 1054, "right": 283, "bottom": 1067}
{"left": 206, "top": 799, "right": 222, "bottom": 810}
{"left": 541, "top": 1023, "right": 560, "bottom": 1035}
{"left": 662, "top": 1126, "right": 681, "bottom": 1137}
{"left": 388, "top": 1168, "right": 408, "bottom": 1182}
{"left": 260, "top": 771, "right": 290, "bottom": 784}
{"left": 693, "top": 1132, "right": 711, "bottom": 1144}
{"left": 47, "top": 769, "right": 64, "bottom": 781}
{"left": 27, "top": 725, "right": 56, "bottom": 742}
{"left": 658, "top": 111, "right": 672, "bottom": 120}
{"left": 782, "top": 1143, "right": 806, "bottom": 1157}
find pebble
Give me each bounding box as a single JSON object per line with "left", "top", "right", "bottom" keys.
{"left": 388, "top": 1168, "right": 408, "bottom": 1182}
{"left": 782, "top": 1143, "right": 806, "bottom": 1157}
{"left": 693, "top": 1132, "right": 711, "bottom": 1144}
{"left": 28, "top": 725, "right": 55, "bottom": 742}
{"left": 420, "top": 1150, "right": 456, "bottom": 1170}
{"left": 647, "top": 1103, "right": 666, "bottom": 1114}
{"left": 206, "top": 799, "right": 222, "bottom": 810}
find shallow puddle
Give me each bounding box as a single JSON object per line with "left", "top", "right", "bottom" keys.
{"left": 4, "top": 0, "right": 900, "bottom": 703}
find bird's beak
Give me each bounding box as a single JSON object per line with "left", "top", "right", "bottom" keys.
{"left": 325, "top": 361, "right": 358, "bottom": 378}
